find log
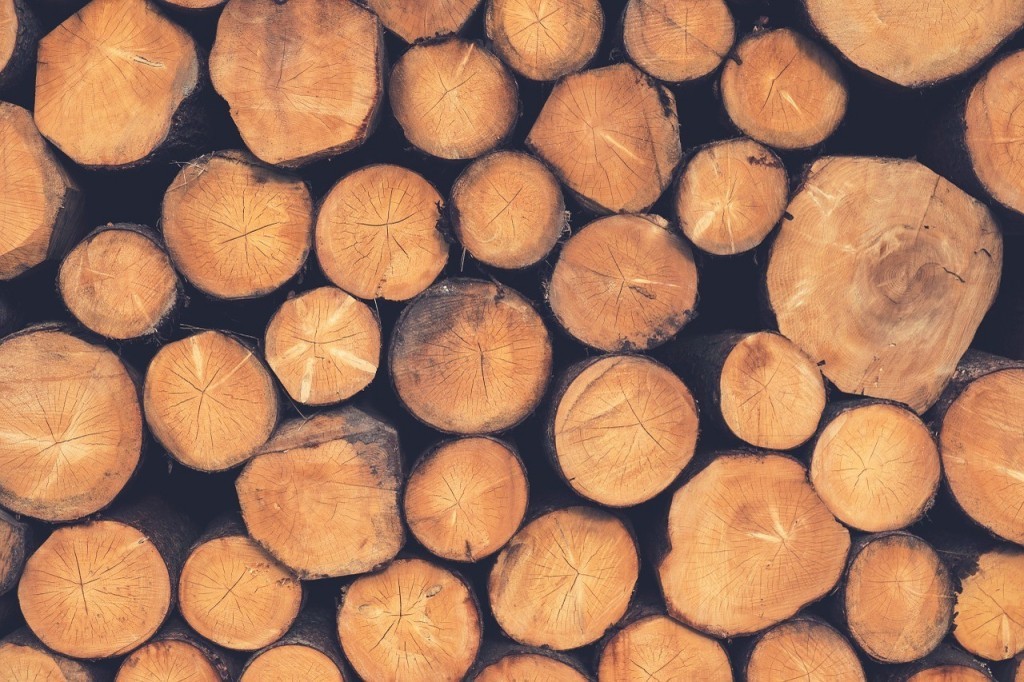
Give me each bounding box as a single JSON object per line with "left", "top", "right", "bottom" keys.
{"left": 263, "top": 286, "right": 381, "bottom": 406}
{"left": 809, "top": 400, "right": 940, "bottom": 533}
{"left": 527, "top": 63, "right": 681, "bottom": 213}
{"left": 236, "top": 407, "right": 404, "bottom": 579}
{"left": 240, "top": 608, "right": 348, "bottom": 682}
{"left": 366, "top": 0, "right": 481, "bottom": 43}
{"left": 547, "top": 354, "right": 699, "bottom": 507}
{"left": 0, "top": 326, "right": 142, "bottom": 521}
{"left": 472, "top": 643, "right": 589, "bottom": 681}
{"left": 0, "top": 0, "right": 37, "bottom": 93}
{"left": 0, "top": 510, "right": 27, "bottom": 597}
{"left": 161, "top": 150, "right": 314, "bottom": 300}
{"left": 115, "top": 619, "right": 238, "bottom": 682}
{"left": 35, "top": 0, "right": 202, "bottom": 168}
{"left": 0, "top": 102, "right": 82, "bottom": 280}
{"left": 953, "top": 547, "right": 1024, "bottom": 661}
{"left": 449, "top": 150, "right": 565, "bottom": 269}
{"left": 157, "top": 0, "right": 225, "bottom": 11}
{"left": 144, "top": 330, "right": 279, "bottom": 472}
{"left": 548, "top": 214, "right": 697, "bottom": 352}
{"left": 58, "top": 224, "right": 180, "bottom": 340}
{"left": 720, "top": 28, "right": 847, "bottom": 150}
{"left": 485, "top": 0, "right": 603, "bottom": 81}
{"left": 337, "top": 557, "right": 482, "bottom": 681}
{"left": 766, "top": 157, "right": 1003, "bottom": 413}
{"left": 209, "top": 0, "right": 384, "bottom": 167}
{"left": 18, "top": 498, "right": 194, "bottom": 659}
{"left": 745, "top": 615, "right": 865, "bottom": 682}
{"left": 390, "top": 278, "right": 552, "bottom": 434}
{"left": 801, "top": 0, "right": 1024, "bottom": 88}
{"left": 0, "top": 629, "right": 103, "bottom": 681}
{"left": 842, "top": 532, "right": 954, "bottom": 664}
{"left": 892, "top": 645, "right": 996, "bottom": 682}
{"left": 658, "top": 331, "right": 825, "bottom": 450}
{"left": 403, "top": 436, "right": 529, "bottom": 562}
{"left": 657, "top": 452, "right": 850, "bottom": 637}
{"left": 622, "top": 0, "right": 734, "bottom": 84}
{"left": 489, "top": 506, "right": 639, "bottom": 650}
{"left": 597, "top": 612, "right": 731, "bottom": 681}
{"left": 314, "top": 164, "right": 448, "bottom": 302}
{"left": 178, "top": 517, "right": 302, "bottom": 651}
{"left": 674, "top": 138, "right": 788, "bottom": 256}
{"left": 390, "top": 39, "right": 518, "bottom": 160}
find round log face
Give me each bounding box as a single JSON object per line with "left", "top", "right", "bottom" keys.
{"left": 0, "top": 329, "right": 142, "bottom": 521}
{"left": 34, "top": 0, "right": 199, "bottom": 167}
{"left": 366, "top": 0, "right": 481, "bottom": 43}
{"left": 623, "top": 0, "right": 734, "bottom": 83}
{"left": 941, "top": 368, "right": 1024, "bottom": 544}
{"left": 390, "top": 279, "right": 552, "bottom": 434}
{"left": 241, "top": 645, "right": 344, "bottom": 682}
{"left": 767, "top": 157, "right": 1002, "bottom": 413}
{"left": 966, "top": 50, "right": 1024, "bottom": 216}
{"left": 747, "top": 619, "right": 865, "bottom": 682}
{"left": 489, "top": 506, "right": 639, "bottom": 650}
{"left": 598, "top": 615, "right": 732, "bottom": 681}
{"left": 908, "top": 668, "right": 992, "bottom": 682}
{"left": 117, "top": 640, "right": 221, "bottom": 682}
{"left": 0, "top": 0, "right": 15, "bottom": 70}
{"left": 19, "top": 520, "right": 171, "bottom": 659}
{"left": 0, "top": 641, "right": 89, "bottom": 681}
{"left": 658, "top": 454, "right": 850, "bottom": 638}
{"left": 553, "top": 355, "right": 699, "bottom": 506}
{"left": 337, "top": 558, "right": 481, "bottom": 681}
{"left": 486, "top": 0, "right": 603, "bottom": 81}
{"left": 477, "top": 652, "right": 587, "bottom": 681}
{"left": 954, "top": 549, "right": 1024, "bottom": 661}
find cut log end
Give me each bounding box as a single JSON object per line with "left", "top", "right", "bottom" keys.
{"left": 159, "top": 0, "right": 225, "bottom": 9}
{"left": 476, "top": 652, "right": 587, "bottom": 681}
{"left": 747, "top": 618, "right": 865, "bottom": 682}
{"left": 552, "top": 355, "right": 699, "bottom": 506}
{"left": 623, "top": 0, "right": 734, "bottom": 83}
{"left": 390, "top": 279, "right": 552, "bottom": 434}
{"left": 0, "top": 632, "right": 98, "bottom": 682}
{"left": 954, "top": 548, "right": 1024, "bottom": 661}
{"left": 485, "top": 0, "right": 603, "bottom": 81}
{"left": 907, "top": 668, "right": 993, "bottom": 682}
{"left": 241, "top": 645, "right": 344, "bottom": 682}
{"left": 966, "top": 50, "right": 1024, "bottom": 216}
{"left": 548, "top": 214, "right": 697, "bottom": 352}
{"left": 598, "top": 614, "right": 732, "bottom": 681}
{"left": 450, "top": 151, "right": 564, "bottom": 269}
{"left": 0, "top": 511, "right": 27, "bottom": 596}
{"left": 315, "top": 164, "right": 448, "bottom": 302}
{"left": 117, "top": 640, "right": 222, "bottom": 682}
{"left": 338, "top": 558, "right": 481, "bottom": 681}
{"left": 366, "top": 0, "right": 481, "bottom": 43}
{"left": 404, "top": 437, "right": 528, "bottom": 562}
{"left": 489, "top": 507, "right": 639, "bottom": 650}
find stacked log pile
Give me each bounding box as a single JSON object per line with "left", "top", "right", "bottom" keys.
{"left": 0, "top": 0, "right": 1022, "bottom": 680}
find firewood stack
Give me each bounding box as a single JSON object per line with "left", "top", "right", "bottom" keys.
{"left": 1, "top": 0, "right": 1023, "bottom": 680}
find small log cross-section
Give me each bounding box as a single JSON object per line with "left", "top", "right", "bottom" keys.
{"left": 485, "top": 0, "right": 603, "bottom": 81}
{"left": 598, "top": 614, "right": 733, "bottom": 681}
{"left": 0, "top": 630, "right": 101, "bottom": 682}
{"left": 390, "top": 279, "right": 552, "bottom": 434}
{"left": 35, "top": 0, "right": 200, "bottom": 168}
{"left": 116, "top": 620, "right": 237, "bottom": 682}
{"left": 0, "top": 102, "right": 81, "bottom": 280}
{"left": 162, "top": 150, "right": 313, "bottom": 300}
{"left": 658, "top": 453, "right": 850, "bottom": 637}
{"left": 548, "top": 214, "right": 698, "bottom": 352}
{"left": 404, "top": 437, "right": 529, "bottom": 562}
{"left": 527, "top": 63, "right": 682, "bottom": 213}
{"left": 473, "top": 648, "right": 588, "bottom": 681}
{"left": 236, "top": 408, "right": 404, "bottom": 579}
{"left": 746, "top": 616, "right": 866, "bottom": 682}
{"left": 0, "top": 327, "right": 142, "bottom": 522}
{"left": 390, "top": 39, "right": 518, "bottom": 160}
{"left": 549, "top": 355, "right": 699, "bottom": 507}
{"left": 337, "top": 558, "right": 482, "bottom": 682}
{"left": 240, "top": 609, "right": 347, "bottom": 682}
{"left": 0, "top": 0, "right": 37, "bottom": 93}
{"left": 489, "top": 506, "right": 639, "bottom": 650}
{"left": 366, "top": 0, "right": 481, "bottom": 43}
{"left": 0, "top": 510, "right": 27, "bottom": 597}
{"left": 315, "top": 164, "right": 448, "bottom": 302}
{"left": 767, "top": 157, "right": 1003, "bottom": 413}
{"left": 954, "top": 548, "right": 1024, "bottom": 661}
{"left": 210, "top": 0, "right": 384, "bottom": 167}
{"left": 622, "top": 0, "right": 735, "bottom": 83}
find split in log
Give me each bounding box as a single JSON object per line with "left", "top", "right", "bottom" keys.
{"left": 390, "top": 279, "right": 552, "bottom": 434}
{"left": 315, "top": 164, "right": 448, "bottom": 302}
{"left": 0, "top": 629, "right": 101, "bottom": 681}
{"left": 58, "top": 224, "right": 179, "bottom": 340}
{"left": 658, "top": 452, "right": 850, "bottom": 637}
{"left": 390, "top": 39, "right": 518, "bottom": 160}
{"left": 527, "top": 63, "right": 681, "bottom": 213}
{"left": 549, "top": 354, "right": 699, "bottom": 506}
{"left": 366, "top": 0, "right": 481, "bottom": 43}
{"left": 35, "top": 0, "right": 201, "bottom": 168}
{"left": 766, "top": 157, "right": 1002, "bottom": 413}
{"left": 0, "top": 511, "right": 26, "bottom": 599}
{"left": 809, "top": 401, "right": 940, "bottom": 532}
{"left": 236, "top": 407, "right": 404, "bottom": 579}
{"left": 144, "top": 331, "right": 279, "bottom": 472}
{"left": 0, "top": 0, "right": 36, "bottom": 92}
{"left": 674, "top": 138, "right": 788, "bottom": 256}
{"left": 548, "top": 214, "right": 697, "bottom": 352}
{"left": 953, "top": 547, "right": 1024, "bottom": 660}
{"left": 404, "top": 437, "right": 529, "bottom": 562}
{"left": 485, "top": 0, "right": 603, "bottom": 81}
{"left": 162, "top": 150, "right": 314, "bottom": 300}
{"left": 209, "top": 0, "right": 384, "bottom": 167}
{"left": 0, "top": 102, "right": 82, "bottom": 280}
{"left": 659, "top": 331, "right": 825, "bottom": 450}
{"left": 240, "top": 609, "right": 347, "bottom": 682}
{"left": 0, "top": 326, "right": 142, "bottom": 521}
{"left": 622, "top": 0, "right": 734, "bottom": 83}
{"left": 116, "top": 620, "right": 237, "bottom": 682}
{"left": 179, "top": 518, "right": 302, "bottom": 651}
{"left": 801, "top": 0, "right": 1024, "bottom": 87}
{"left": 842, "top": 532, "right": 954, "bottom": 664}
{"left": 598, "top": 613, "right": 732, "bottom": 681}
{"left": 489, "top": 506, "right": 639, "bottom": 650}
{"left": 745, "top": 616, "right": 865, "bottom": 682}
{"left": 720, "top": 29, "right": 847, "bottom": 150}
{"left": 449, "top": 150, "right": 564, "bottom": 269}
{"left": 337, "top": 558, "right": 481, "bottom": 682}
{"left": 473, "top": 644, "right": 588, "bottom": 681}
{"left": 263, "top": 286, "right": 381, "bottom": 406}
